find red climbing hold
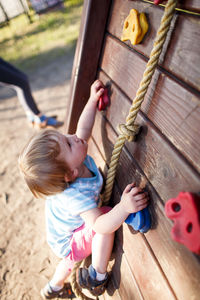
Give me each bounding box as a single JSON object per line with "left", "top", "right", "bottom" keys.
{"left": 165, "top": 192, "right": 200, "bottom": 254}
{"left": 154, "top": 0, "right": 167, "bottom": 5}
{"left": 98, "top": 88, "right": 109, "bottom": 111}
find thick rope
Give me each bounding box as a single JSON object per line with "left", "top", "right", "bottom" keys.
{"left": 71, "top": 261, "right": 96, "bottom": 300}
{"left": 71, "top": 0, "right": 177, "bottom": 298}
{"left": 103, "top": 0, "right": 177, "bottom": 204}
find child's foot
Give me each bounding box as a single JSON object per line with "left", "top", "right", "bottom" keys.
{"left": 77, "top": 265, "right": 109, "bottom": 296}
{"left": 40, "top": 282, "right": 74, "bottom": 299}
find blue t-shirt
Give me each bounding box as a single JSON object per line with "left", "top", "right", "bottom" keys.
{"left": 45, "top": 155, "right": 103, "bottom": 258}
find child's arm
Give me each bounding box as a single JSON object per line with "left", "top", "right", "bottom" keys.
{"left": 80, "top": 183, "right": 149, "bottom": 234}
{"left": 76, "top": 80, "right": 104, "bottom": 141}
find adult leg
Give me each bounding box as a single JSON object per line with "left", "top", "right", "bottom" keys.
{"left": 0, "top": 59, "right": 63, "bottom": 128}
{"left": 0, "top": 58, "right": 40, "bottom": 115}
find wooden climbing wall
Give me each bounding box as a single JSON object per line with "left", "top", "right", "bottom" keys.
{"left": 65, "top": 0, "right": 200, "bottom": 299}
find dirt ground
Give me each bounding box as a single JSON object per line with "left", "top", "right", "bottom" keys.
{"left": 0, "top": 51, "right": 76, "bottom": 299}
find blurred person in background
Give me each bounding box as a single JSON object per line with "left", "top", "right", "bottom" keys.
{"left": 0, "top": 57, "right": 63, "bottom": 128}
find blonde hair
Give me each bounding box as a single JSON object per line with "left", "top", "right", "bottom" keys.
{"left": 18, "top": 129, "right": 71, "bottom": 198}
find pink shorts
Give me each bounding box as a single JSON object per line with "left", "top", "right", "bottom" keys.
{"left": 64, "top": 206, "right": 111, "bottom": 271}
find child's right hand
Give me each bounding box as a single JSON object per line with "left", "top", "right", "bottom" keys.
{"left": 120, "top": 182, "right": 149, "bottom": 214}
{"left": 89, "top": 80, "right": 105, "bottom": 103}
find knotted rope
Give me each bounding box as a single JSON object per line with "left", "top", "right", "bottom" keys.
{"left": 103, "top": 0, "right": 177, "bottom": 204}
{"left": 71, "top": 261, "right": 96, "bottom": 300}
{"left": 71, "top": 0, "right": 177, "bottom": 298}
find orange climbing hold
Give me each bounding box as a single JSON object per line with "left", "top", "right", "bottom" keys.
{"left": 121, "top": 9, "right": 149, "bottom": 45}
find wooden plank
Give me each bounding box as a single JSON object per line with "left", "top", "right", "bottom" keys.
{"left": 64, "top": 0, "right": 111, "bottom": 134}
{"left": 117, "top": 185, "right": 200, "bottom": 300}
{"left": 107, "top": 0, "right": 165, "bottom": 58}
{"left": 181, "top": 0, "right": 200, "bottom": 12}
{"left": 118, "top": 228, "right": 177, "bottom": 300}
{"left": 99, "top": 269, "right": 122, "bottom": 300}
{"left": 101, "top": 278, "right": 122, "bottom": 300}
{"left": 117, "top": 162, "right": 200, "bottom": 300}
{"left": 88, "top": 139, "right": 144, "bottom": 300}
{"left": 97, "top": 71, "right": 200, "bottom": 196}
{"left": 88, "top": 139, "right": 176, "bottom": 300}
{"left": 107, "top": 0, "right": 200, "bottom": 92}
{"left": 163, "top": 13, "right": 200, "bottom": 92}
{"left": 140, "top": 0, "right": 200, "bottom": 12}
{"left": 90, "top": 116, "right": 200, "bottom": 300}
{"left": 113, "top": 159, "right": 200, "bottom": 300}
{"left": 112, "top": 191, "right": 177, "bottom": 300}
{"left": 145, "top": 200, "right": 200, "bottom": 300}
{"left": 110, "top": 242, "right": 144, "bottom": 300}
{"left": 99, "top": 36, "right": 200, "bottom": 173}
{"left": 141, "top": 0, "right": 200, "bottom": 12}
{"left": 141, "top": 73, "right": 200, "bottom": 170}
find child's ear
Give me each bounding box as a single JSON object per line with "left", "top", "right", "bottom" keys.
{"left": 64, "top": 169, "right": 78, "bottom": 182}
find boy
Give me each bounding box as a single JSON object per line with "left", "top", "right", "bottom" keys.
{"left": 19, "top": 80, "right": 149, "bottom": 299}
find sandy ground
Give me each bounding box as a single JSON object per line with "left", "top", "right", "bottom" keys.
{"left": 0, "top": 51, "right": 76, "bottom": 299}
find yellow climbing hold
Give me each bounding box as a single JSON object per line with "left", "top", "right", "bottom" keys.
{"left": 136, "top": 13, "right": 149, "bottom": 44}
{"left": 121, "top": 9, "right": 149, "bottom": 45}
{"left": 121, "top": 9, "right": 141, "bottom": 45}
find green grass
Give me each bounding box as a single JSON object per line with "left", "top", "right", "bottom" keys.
{"left": 0, "top": 0, "right": 83, "bottom": 72}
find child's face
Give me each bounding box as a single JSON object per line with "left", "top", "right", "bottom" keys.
{"left": 57, "top": 133, "right": 88, "bottom": 173}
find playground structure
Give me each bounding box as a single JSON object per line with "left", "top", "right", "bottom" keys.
{"left": 0, "top": 0, "right": 31, "bottom": 25}
{"left": 65, "top": 1, "right": 200, "bottom": 299}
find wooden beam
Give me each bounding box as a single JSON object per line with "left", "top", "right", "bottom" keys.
{"left": 64, "top": 0, "right": 111, "bottom": 133}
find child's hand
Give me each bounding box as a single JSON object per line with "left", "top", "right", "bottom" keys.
{"left": 90, "top": 80, "right": 104, "bottom": 103}
{"left": 120, "top": 182, "right": 149, "bottom": 214}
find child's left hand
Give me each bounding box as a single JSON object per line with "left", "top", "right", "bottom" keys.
{"left": 90, "top": 80, "right": 105, "bottom": 103}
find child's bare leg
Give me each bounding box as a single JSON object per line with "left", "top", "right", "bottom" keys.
{"left": 50, "top": 258, "right": 72, "bottom": 287}
{"left": 91, "top": 232, "right": 115, "bottom": 274}
{"left": 77, "top": 229, "right": 114, "bottom": 296}
{"left": 41, "top": 259, "right": 74, "bottom": 299}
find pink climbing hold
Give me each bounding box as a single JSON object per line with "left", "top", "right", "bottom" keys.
{"left": 154, "top": 0, "right": 168, "bottom": 5}
{"left": 165, "top": 192, "right": 200, "bottom": 254}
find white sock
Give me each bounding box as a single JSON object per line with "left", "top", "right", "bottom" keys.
{"left": 49, "top": 281, "right": 64, "bottom": 291}
{"left": 95, "top": 270, "right": 107, "bottom": 281}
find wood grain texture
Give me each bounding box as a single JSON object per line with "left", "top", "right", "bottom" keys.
{"left": 97, "top": 71, "right": 200, "bottom": 195}
{"left": 88, "top": 140, "right": 144, "bottom": 300}
{"left": 141, "top": 0, "right": 200, "bottom": 12}
{"left": 66, "top": 1, "right": 200, "bottom": 299}
{"left": 181, "top": 0, "right": 200, "bottom": 12}
{"left": 110, "top": 243, "right": 144, "bottom": 300}
{"left": 64, "top": 0, "right": 111, "bottom": 133}
{"left": 88, "top": 139, "right": 176, "bottom": 300}
{"left": 99, "top": 37, "right": 200, "bottom": 172}
{"left": 140, "top": 0, "right": 200, "bottom": 12}
{"left": 107, "top": 0, "right": 200, "bottom": 92}
{"left": 90, "top": 114, "right": 200, "bottom": 300}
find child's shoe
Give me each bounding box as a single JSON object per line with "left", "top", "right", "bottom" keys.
{"left": 40, "top": 282, "right": 74, "bottom": 299}
{"left": 77, "top": 264, "right": 109, "bottom": 296}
